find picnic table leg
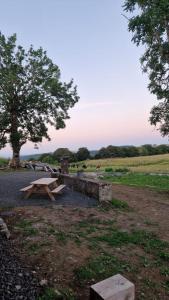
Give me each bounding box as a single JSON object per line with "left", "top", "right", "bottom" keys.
{"left": 44, "top": 186, "right": 55, "bottom": 201}
{"left": 24, "top": 188, "right": 33, "bottom": 199}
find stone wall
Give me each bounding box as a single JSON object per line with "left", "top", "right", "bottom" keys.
{"left": 51, "top": 173, "right": 112, "bottom": 202}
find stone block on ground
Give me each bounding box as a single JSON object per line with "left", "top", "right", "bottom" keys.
{"left": 99, "top": 183, "right": 113, "bottom": 202}
{"left": 0, "top": 217, "right": 10, "bottom": 239}
{"left": 90, "top": 274, "right": 135, "bottom": 300}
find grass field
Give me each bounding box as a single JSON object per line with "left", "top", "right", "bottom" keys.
{"left": 71, "top": 153, "right": 169, "bottom": 174}
{"left": 0, "top": 157, "right": 8, "bottom": 166}
{"left": 102, "top": 173, "right": 169, "bottom": 191}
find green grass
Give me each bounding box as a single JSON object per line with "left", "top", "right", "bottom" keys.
{"left": 92, "top": 229, "right": 168, "bottom": 254}
{"left": 47, "top": 226, "right": 68, "bottom": 243}
{"left": 38, "top": 287, "right": 63, "bottom": 300}
{"left": 0, "top": 157, "right": 8, "bottom": 166}
{"left": 38, "top": 287, "right": 76, "bottom": 300}
{"left": 15, "top": 220, "right": 38, "bottom": 236}
{"left": 74, "top": 254, "right": 132, "bottom": 285}
{"left": 111, "top": 198, "right": 130, "bottom": 210}
{"left": 102, "top": 173, "right": 169, "bottom": 190}
{"left": 69, "top": 153, "right": 169, "bottom": 174}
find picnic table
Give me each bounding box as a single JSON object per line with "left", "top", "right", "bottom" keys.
{"left": 20, "top": 178, "right": 66, "bottom": 201}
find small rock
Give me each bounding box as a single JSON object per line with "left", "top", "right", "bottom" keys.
{"left": 15, "top": 285, "right": 21, "bottom": 290}
{"left": 40, "top": 279, "right": 48, "bottom": 286}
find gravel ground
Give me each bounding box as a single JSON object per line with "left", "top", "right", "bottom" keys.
{"left": 0, "top": 171, "right": 98, "bottom": 208}
{"left": 0, "top": 234, "right": 40, "bottom": 300}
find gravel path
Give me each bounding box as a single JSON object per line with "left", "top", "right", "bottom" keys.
{"left": 0, "top": 171, "right": 98, "bottom": 208}
{"left": 0, "top": 235, "right": 40, "bottom": 300}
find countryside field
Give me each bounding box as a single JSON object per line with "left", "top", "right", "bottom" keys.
{"left": 84, "top": 154, "right": 169, "bottom": 173}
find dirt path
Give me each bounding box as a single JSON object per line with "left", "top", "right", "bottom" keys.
{"left": 111, "top": 184, "right": 169, "bottom": 241}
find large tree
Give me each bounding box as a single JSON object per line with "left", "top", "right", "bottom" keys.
{"left": 0, "top": 32, "right": 79, "bottom": 167}
{"left": 76, "top": 147, "right": 90, "bottom": 161}
{"left": 124, "top": 0, "right": 169, "bottom": 136}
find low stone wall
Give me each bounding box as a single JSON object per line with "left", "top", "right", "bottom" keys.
{"left": 51, "top": 173, "right": 112, "bottom": 202}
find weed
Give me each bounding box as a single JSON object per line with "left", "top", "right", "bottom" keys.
{"left": 74, "top": 254, "right": 132, "bottom": 285}
{"left": 105, "top": 167, "right": 113, "bottom": 172}
{"left": 140, "top": 256, "right": 152, "bottom": 268}
{"left": 15, "top": 220, "right": 38, "bottom": 236}
{"left": 27, "top": 243, "right": 41, "bottom": 255}
{"left": 144, "top": 220, "right": 158, "bottom": 226}
{"left": 38, "top": 287, "right": 63, "bottom": 300}
{"left": 60, "top": 287, "right": 76, "bottom": 300}
{"left": 47, "top": 226, "right": 68, "bottom": 243}
{"left": 111, "top": 198, "right": 130, "bottom": 210}
{"left": 165, "top": 281, "right": 169, "bottom": 291}
{"left": 158, "top": 251, "right": 169, "bottom": 262}
{"left": 114, "top": 168, "right": 129, "bottom": 173}
{"left": 160, "top": 266, "right": 169, "bottom": 277}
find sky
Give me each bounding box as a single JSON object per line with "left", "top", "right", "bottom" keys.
{"left": 0, "top": 0, "right": 168, "bottom": 157}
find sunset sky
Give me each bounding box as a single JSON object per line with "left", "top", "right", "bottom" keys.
{"left": 0, "top": 0, "right": 168, "bottom": 157}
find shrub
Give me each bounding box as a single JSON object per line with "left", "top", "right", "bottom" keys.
{"left": 105, "top": 167, "right": 113, "bottom": 172}
{"left": 114, "top": 168, "right": 129, "bottom": 173}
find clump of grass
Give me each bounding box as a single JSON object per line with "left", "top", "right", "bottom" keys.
{"left": 47, "top": 226, "right": 68, "bottom": 244}
{"left": 92, "top": 229, "right": 168, "bottom": 256}
{"left": 26, "top": 243, "right": 42, "bottom": 255}
{"left": 111, "top": 198, "right": 130, "bottom": 210}
{"left": 144, "top": 220, "right": 158, "bottom": 226}
{"left": 26, "top": 241, "right": 51, "bottom": 255}
{"left": 158, "top": 251, "right": 169, "bottom": 262}
{"left": 15, "top": 219, "right": 38, "bottom": 236}
{"left": 114, "top": 168, "right": 129, "bottom": 172}
{"left": 74, "top": 254, "right": 132, "bottom": 285}
{"left": 105, "top": 167, "right": 113, "bottom": 172}
{"left": 160, "top": 266, "right": 169, "bottom": 277}
{"left": 60, "top": 288, "right": 76, "bottom": 300}
{"left": 38, "top": 287, "right": 63, "bottom": 300}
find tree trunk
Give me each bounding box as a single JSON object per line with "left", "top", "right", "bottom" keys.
{"left": 10, "top": 111, "right": 21, "bottom": 169}
{"left": 10, "top": 147, "right": 21, "bottom": 168}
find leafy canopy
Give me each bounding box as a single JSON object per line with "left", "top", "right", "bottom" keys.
{"left": 123, "top": 0, "right": 169, "bottom": 136}
{"left": 0, "top": 32, "right": 79, "bottom": 150}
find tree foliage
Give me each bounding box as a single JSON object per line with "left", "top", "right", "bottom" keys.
{"left": 123, "top": 0, "right": 169, "bottom": 136}
{"left": 95, "top": 144, "right": 169, "bottom": 159}
{"left": 53, "top": 148, "right": 74, "bottom": 162}
{"left": 76, "top": 147, "right": 90, "bottom": 161}
{"left": 0, "top": 32, "right": 79, "bottom": 166}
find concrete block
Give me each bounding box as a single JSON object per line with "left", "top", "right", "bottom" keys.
{"left": 90, "top": 274, "right": 135, "bottom": 300}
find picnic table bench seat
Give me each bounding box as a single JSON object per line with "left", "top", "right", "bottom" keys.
{"left": 20, "top": 185, "right": 33, "bottom": 192}
{"left": 51, "top": 184, "right": 66, "bottom": 194}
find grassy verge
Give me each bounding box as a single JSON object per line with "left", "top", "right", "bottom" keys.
{"left": 102, "top": 173, "right": 169, "bottom": 191}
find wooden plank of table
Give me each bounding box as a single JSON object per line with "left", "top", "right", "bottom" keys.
{"left": 31, "top": 178, "right": 58, "bottom": 185}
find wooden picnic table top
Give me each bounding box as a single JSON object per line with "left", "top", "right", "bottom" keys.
{"left": 31, "top": 178, "right": 58, "bottom": 186}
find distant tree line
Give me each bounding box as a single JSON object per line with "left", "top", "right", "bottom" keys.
{"left": 39, "top": 147, "right": 90, "bottom": 164}
{"left": 95, "top": 144, "right": 169, "bottom": 159}
{"left": 37, "top": 144, "right": 169, "bottom": 164}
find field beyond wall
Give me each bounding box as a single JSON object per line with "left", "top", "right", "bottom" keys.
{"left": 84, "top": 153, "right": 169, "bottom": 174}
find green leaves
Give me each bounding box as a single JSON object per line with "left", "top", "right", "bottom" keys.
{"left": 0, "top": 32, "right": 79, "bottom": 163}
{"left": 124, "top": 0, "right": 169, "bottom": 137}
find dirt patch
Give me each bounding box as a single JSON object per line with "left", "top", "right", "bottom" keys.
{"left": 111, "top": 184, "right": 169, "bottom": 241}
